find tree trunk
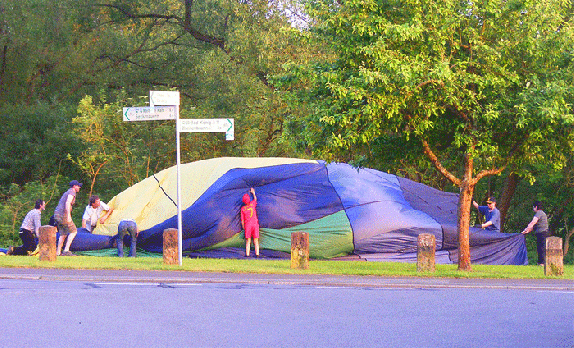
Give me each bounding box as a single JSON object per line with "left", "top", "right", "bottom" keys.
{"left": 457, "top": 154, "right": 475, "bottom": 271}
{"left": 0, "top": 45, "right": 7, "bottom": 91}
{"left": 564, "top": 228, "right": 574, "bottom": 256}
{"left": 499, "top": 172, "right": 520, "bottom": 231}
{"left": 458, "top": 179, "right": 474, "bottom": 271}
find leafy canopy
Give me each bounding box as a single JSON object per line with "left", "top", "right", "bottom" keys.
{"left": 281, "top": 0, "right": 574, "bottom": 180}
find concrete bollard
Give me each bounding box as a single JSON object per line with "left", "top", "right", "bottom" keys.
{"left": 163, "top": 228, "right": 178, "bottom": 265}
{"left": 545, "top": 237, "right": 563, "bottom": 276}
{"left": 291, "top": 232, "right": 309, "bottom": 269}
{"left": 38, "top": 225, "right": 57, "bottom": 261}
{"left": 417, "top": 233, "right": 436, "bottom": 272}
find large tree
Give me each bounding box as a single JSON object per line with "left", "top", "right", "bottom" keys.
{"left": 279, "top": 0, "right": 574, "bottom": 270}
{"left": 0, "top": 0, "right": 310, "bottom": 190}
{"left": 83, "top": 0, "right": 310, "bottom": 158}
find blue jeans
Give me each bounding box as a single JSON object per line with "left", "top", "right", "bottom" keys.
{"left": 117, "top": 220, "right": 137, "bottom": 257}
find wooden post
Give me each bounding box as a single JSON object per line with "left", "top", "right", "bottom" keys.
{"left": 417, "top": 233, "right": 436, "bottom": 273}
{"left": 291, "top": 232, "right": 309, "bottom": 269}
{"left": 38, "top": 225, "right": 57, "bottom": 261}
{"left": 163, "top": 228, "right": 178, "bottom": 265}
{"left": 545, "top": 237, "right": 563, "bottom": 276}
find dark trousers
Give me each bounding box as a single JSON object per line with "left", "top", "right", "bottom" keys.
{"left": 535, "top": 231, "right": 551, "bottom": 265}
{"left": 13, "top": 229, "right": 37, "bottom": 255}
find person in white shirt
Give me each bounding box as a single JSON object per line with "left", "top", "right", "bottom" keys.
{"left": 81, "top": 195, "right": 113, "bottom": 233}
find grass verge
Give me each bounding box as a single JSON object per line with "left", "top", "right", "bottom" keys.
{"left": 0, "top": 255, "right": 572, "bottom": 279}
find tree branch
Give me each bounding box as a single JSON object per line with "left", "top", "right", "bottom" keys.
{"left": 416, "top": 79, "right": 444, "bottom": 89}
{"left": 446, "top": 105, "right": 471, "bottom": 123}
{"left": 421, "top": 138, "right": 461, "bottom": 186}
{"left": 96, "top": 3, "right": 226, "bottom": 51}
{"left": 473, "top": 165, "right": 506, "bottom": 183}
{"left": 184, "top": 0, "right": 193, "bottom": 31}
{"left": 473, "top": 133, "right": 527, "bottom": 184}
{"left": 96, "top": 4, "right": 181, "bottom": 21}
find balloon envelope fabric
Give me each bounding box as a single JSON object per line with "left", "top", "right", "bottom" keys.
{"left": 73, "top": 157, "right": 527, "bottom": 265}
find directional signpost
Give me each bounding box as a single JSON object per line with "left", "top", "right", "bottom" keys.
{"left": 123, "top": 90, "right": 234, "bottom": 266}
{"left": 179, "top": 118, "right": 234, "bottom": 140}
{"left": 149, "top": 90, "right": 180, "bottom": 107}
{"left": 122, "top": 106, "right": 177, "bottom": 122}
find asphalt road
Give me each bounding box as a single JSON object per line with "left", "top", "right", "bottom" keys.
{"left": 0, "top": 268, "right": 573, "bottom": 348}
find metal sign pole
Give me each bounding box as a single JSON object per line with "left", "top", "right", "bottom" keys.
{"left": 127, "top": 92, "right": 232, "bottom": 267}
{"left": 149, "top": 90, "right": 182, "bottom": 266}
{"left": 175, "top": 105, "right": 183, "bottom": 266}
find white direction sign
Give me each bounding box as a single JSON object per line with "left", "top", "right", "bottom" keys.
{"left": 122, "top": 106, "right": 177, "bottom": 122}
{"left": 179, "top": 118, "right": 235, "bottom": 140}
{"left": 123, "top": 91, "right": 235, "bottom": 267}
{"left": 150, "top": 91, "right": 180, "bottom": 106}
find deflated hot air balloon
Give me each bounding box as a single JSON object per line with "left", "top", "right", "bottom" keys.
{"left": 70, "top": 157, "right": 527, "bottom": 265}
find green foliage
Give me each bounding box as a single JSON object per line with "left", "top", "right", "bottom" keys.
{"left": 1, "top": 0, "right": 307, "bottom": 222}
{"left": 0, "top": 0, "right": 304, "bottom": 160}
{"left": 72, "top": 93, "right": 177, "bottom": 194}
{"left": 0, "top": 0, "right": 95, "bottom": 103}
{"left": 74, "top": 0, "right": 303, "bottom": 159}
{"left": 504, "top": 166, "right": 574, "bottom": 265}
{"left": 0, "top": 176, "right": 64, "bottom": 246}
{"left": 281, "top": 0, "right": 574, "bottom": 174}
{"left": 0, "top": 103, "right": 84, "bottom": 187}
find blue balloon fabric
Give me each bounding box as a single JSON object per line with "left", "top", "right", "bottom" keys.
{"left": 69, "top": 158, "right": 528, "bottom": 265}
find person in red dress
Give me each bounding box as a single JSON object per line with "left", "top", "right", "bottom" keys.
{"left": 241, "top": 187, "right": 260, "bottom": 257}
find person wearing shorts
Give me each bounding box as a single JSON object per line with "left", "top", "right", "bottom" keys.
{"left": 117, "top": 219, "right": 138, "bottom": 257}
{"left": 54, "top": 180, "right": 82, "bottom": 256}
{"left": 241, "top": 187, "right": 260, "bottom": 257}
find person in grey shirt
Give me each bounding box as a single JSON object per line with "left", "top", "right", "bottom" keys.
{"left": 54, "top": 180, "right": 82, "bottom": 256}
{"left": 521, "top": 200, "right": 549, "bottom": 265}
{"left": 7, "top": 199, "right": 45, "bottom": 255}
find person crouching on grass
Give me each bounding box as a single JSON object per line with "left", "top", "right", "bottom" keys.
{"left": 241, "top": 187, "right": 260, "bottom": 257}
{"left": 117, "top": 219, "right": 138, "bottom": 257}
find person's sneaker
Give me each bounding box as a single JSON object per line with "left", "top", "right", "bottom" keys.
{"left": 6, "top": 246, "right": 14, "bottom": 255}
{"left": 61, "top": 251, "right": 75, "bottom": 256}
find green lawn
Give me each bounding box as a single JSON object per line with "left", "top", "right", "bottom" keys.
{"left": 0, "top": 255, "right": 572, "bottom": 279}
